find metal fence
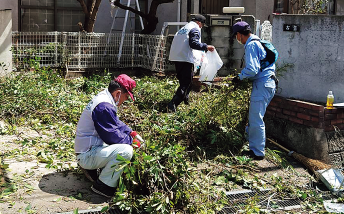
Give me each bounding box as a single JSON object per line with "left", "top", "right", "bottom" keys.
{"left": 12, "top": 31, "right": 167, "bottom": 72}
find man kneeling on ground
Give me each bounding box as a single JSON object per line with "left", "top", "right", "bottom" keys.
{"left": 74, "top": 74, "right": 143, "bottom": 198}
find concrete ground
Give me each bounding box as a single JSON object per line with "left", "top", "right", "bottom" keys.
{"left": 0, "top": 122, "right": 109, "bottom": 214}
{"left": 0, "top": 160, "right": 108, "bottom": 214}
{"left": 0, "top": 121, "right": 321, "bottom": 213}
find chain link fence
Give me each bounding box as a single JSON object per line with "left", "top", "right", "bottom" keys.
{"left": 12, "top": 31, "right": 167, "bottom": 72}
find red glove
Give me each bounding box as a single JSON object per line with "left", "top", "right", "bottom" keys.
{"left": 130, "top": 131, "right": 145, "bottom": 142}
{"left": 130, "top": 131, "right": 138, "bottom": 138}
{"left": 132, "top": 138, "right": 141, "bottom": 148}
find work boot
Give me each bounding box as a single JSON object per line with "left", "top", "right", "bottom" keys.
{"left": 167, "top": 101, "right": 176, "bottom": 112}
{"left": 184, "top": 97, "right": 189, "bottom": 105}
{"left": 79, "top": 164, "right": 99, "bottom": 183}
{"left": 167, "top": 95, "right": 183, "bottom": 112}
{"left": 184, "top": 86, "right": 192, "bottom": 105}
{"left": 241, "top": 150, "right": 264, "bottom": 160}
{"left": 91, "top": 179, "right": 116, "bottom": 198}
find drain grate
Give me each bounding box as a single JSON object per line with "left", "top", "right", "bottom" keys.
{"left": 217, "top": 189, "right": 302, "bottom": 213}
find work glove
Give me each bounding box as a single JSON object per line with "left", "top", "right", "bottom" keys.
{"left": 231, "top": 75, "right": 241, "bottom": 90}
{"left": 232, "top": 76, "right": 240, "bottom": 85}
{"left": 132, "top": 138, "right": 141, "bottom": 148}
{"left": 130, "top": 131, "right": 145, "bottom": 149}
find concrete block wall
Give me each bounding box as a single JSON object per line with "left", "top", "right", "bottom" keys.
{"left": 272, "top": 15, "right": 344, "bottom": 103}
{"left": 202, "top": 20, "right": 231, "bottom": 76}
{"left": 266, "top": 95, "right": 344, "bottom": 165}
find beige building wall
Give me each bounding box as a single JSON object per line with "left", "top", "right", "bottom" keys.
{"left": 229, "top": 0, "right": 274, "bottom": 22}
{"left": 149, "top": 0, "right": 181, "bottom": 35}
{"left": 0, "top": 9, "right": 13, "bottom": 76}
{"left": 0, "top": 0, "right": 18, "bottom": 31}
{"left": 337, "top": 1, "right": 344, "bottom": 15}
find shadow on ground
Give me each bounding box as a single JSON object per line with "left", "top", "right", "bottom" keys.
{"left": 38, "top": 170, "right": 108, "bottom": 204}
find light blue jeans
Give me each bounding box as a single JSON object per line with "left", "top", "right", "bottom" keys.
{"left": 246, "top": 79, "right": 275, "bottom": 157}
{"left": 76, "top": 144, "right": 133, "bottom": 187}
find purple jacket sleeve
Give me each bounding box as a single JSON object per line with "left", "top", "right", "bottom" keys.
{"left": 189, "top": 28, "right": 208, "bottom": 51}
{"left": 92, "top": 102, "right": 133, "bottom": 145}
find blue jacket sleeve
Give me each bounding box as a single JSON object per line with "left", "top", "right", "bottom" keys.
{"left": 92, "top": 102, "right": 133, "bottom": 145}
{"left": 189, "top": 28, "right": 208, "bottom": 51}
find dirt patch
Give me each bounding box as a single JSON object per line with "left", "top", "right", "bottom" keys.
{"left": 0, "top": 121, "right": 110, "bottom": 214}
{"left": 0, "top": 122, "right": 325, "bottom": 213}
{"left": 0, "top": 159, "right": 109, "bottom": 214}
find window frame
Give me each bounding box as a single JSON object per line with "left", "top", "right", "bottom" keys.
{"left": 18, "top": 0, "right": 84, "bottom": 31}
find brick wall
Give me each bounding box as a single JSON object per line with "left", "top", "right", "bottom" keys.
{"left": 266, "top": 96, "right": 344, "bottom": 132}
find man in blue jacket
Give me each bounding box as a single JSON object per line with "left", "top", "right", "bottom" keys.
{"left": 74, "top": 74, "right": 143, "bottom": 197}
{"left": 168, "top": 14, "right": 215, "bottom": 112}
{"left": 231, "top": 21, "right": 277, "bottom": 160}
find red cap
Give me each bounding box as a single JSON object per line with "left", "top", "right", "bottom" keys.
{"left": 114, "top": 74, "right": 136, "bottom": 101}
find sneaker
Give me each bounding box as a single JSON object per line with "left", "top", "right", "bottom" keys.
{"left": 91, "top": 179, "right": 116, "bottom": 198}
{"left": 242, "top": 150, "right": 264, "bottom": 160}
{"left": 79, "top": 166, "right": 98, "bottom": 183}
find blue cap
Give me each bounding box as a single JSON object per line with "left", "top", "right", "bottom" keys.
{"left": 232, "top": 21, "right": 251, "bottom": 38}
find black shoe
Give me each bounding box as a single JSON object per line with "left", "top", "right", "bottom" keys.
{"left": 167, "top": 95, "right": 183, "bottom": 112}
{"left": 167, "top": 101, "right": 176, "bottom": 112}
{"left": 91, "top": 179, "right": 116, "bottom": 198}
{"left": 184, "top": 98, "right": 189, "bottom": 105}
{"left": 242, "top": 150, "right": 264, "bottom": 160}
{"left": 79, "top": 166, "right": 98, "bottom": 183}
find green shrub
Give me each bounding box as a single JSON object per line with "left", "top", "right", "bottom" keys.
{"left": 0, "top": 69, "right": 251, "bottom": 213}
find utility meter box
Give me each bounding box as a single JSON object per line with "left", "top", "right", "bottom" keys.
{"left": 185, "top": 14, "right": 255, "bottom": 76}
{"left": 208, "top": 15, "right": 232, "bottom": 26}
{"left": 189, "top": 14, "right": 233, "bottom": 26}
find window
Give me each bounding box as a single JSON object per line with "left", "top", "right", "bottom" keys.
{"left": 200, "top": 0, "right": 228, "bottom": 14}
{"left": 19, "top": 0, "right": 85, "bottom": 32}
{"left": 274, "top": 0, "right": 289, "bottom": 13}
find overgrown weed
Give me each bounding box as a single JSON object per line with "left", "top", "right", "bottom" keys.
{"left": 0, "top": 68, "right": 329, "bottom": 213}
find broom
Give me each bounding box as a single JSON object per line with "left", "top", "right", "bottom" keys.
{"left": 267, "top": 138, "right": 332, "bottom": 175}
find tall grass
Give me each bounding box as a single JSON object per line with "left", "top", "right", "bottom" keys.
{"left": 0, "top": 68, "right": 252, "bottom": 213}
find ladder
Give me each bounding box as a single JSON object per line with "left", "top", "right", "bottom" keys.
{"left": 106, "top": 0, "right": 144, "bottom": 63}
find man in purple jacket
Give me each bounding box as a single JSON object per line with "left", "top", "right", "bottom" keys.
{"left": 74, "top": 74, "right": 143, "bottom": 198}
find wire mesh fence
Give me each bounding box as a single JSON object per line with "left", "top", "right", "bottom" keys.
{"left": 12, "top": 31, "right": 167, "bottom": 72}
{"left": 218, "top": 189, "right": 302, "bottom": 213}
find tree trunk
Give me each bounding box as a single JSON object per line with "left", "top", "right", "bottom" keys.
{"left": 85, "top": 0, "right": 102, "bottom": 32}
{"left": 78, "top": 0, "right": 174, "bottom": 34}
{"left": 77, "top": 0, "right": 102, "bottom": 33}
{"left": 114, "top": 0, "right": 174, "bottom": 34}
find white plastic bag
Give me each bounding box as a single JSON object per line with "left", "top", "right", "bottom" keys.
{"left": 193, "top": 50, "right": 207, "bottom": 74}
{"left": 199, "top": 49, "right": 223, "bottom": 85}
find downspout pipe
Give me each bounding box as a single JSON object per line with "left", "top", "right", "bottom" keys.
{"left": 177, "top": 0, "right": 181, "bottom": 22}
{"left": 177, "top": 0, "right": 181, "bottom": 30}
